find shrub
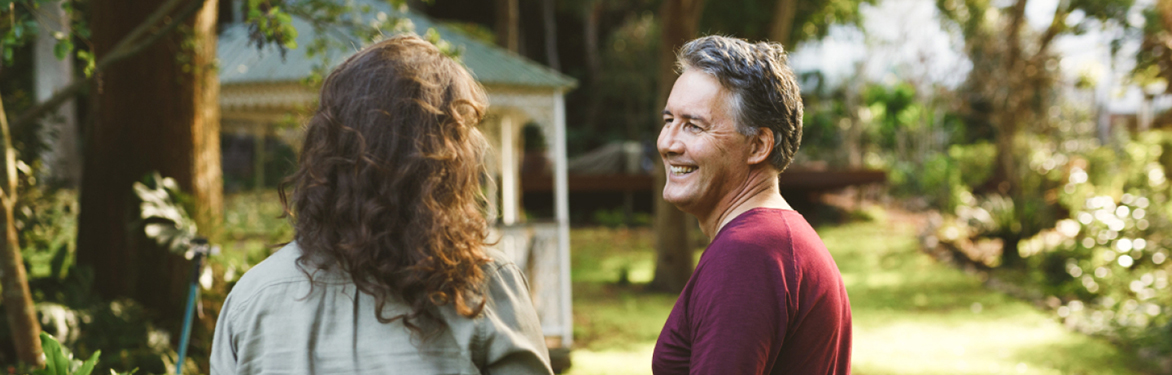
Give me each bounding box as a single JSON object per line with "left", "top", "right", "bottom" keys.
{"left": 1019, "top": 130, "right": 1172, "bottom": 356}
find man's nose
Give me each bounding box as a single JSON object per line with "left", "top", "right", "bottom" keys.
{"left": 658, "top": 123, "right": 682, "bottom": 157}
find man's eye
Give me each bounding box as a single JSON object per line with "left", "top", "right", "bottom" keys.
{"left": 684, "top": 123, "right": 700, "bottom": 131}
{"left": 663, "top": 118, "right": 673, "bottom": 125}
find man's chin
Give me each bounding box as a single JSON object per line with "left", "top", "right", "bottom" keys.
{"left": 661, "top": 192, "right": 694, "bottom": 212}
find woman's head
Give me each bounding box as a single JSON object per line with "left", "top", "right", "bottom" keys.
{"left": 281, "top": 34, "right": 491, "bottom": 336}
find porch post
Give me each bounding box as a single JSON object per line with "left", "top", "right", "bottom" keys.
{"left": 552, "top": 89, "right": 572, "bottom": 348}
{"left": 501, "top": 115, "right": 518, "bottom": 225}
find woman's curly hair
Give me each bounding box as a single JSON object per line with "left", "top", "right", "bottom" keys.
{"left": 279, "top": 35, "right": 491, "bottom": 337}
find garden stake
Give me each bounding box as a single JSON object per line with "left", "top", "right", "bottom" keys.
{"left": 176, "top": 237, "right": 215, "bottom": 375}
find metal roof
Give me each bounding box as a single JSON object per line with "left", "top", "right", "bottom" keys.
{"left": 217, "top": 3, "right": 576, "bottom": 90}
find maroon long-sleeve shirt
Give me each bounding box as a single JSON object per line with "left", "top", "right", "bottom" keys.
{"left": 652, "top": 208, "right": 852, "bottom": 375}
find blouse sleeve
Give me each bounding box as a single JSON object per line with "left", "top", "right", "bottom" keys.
{"left": 210, "top": 294, "right": 239, "bottom": 375}
{"left": 475, "top": 262, "right": 555, "bottom": 375}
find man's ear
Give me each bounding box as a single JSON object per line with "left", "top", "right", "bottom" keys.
{"left": 747, "top": 127, "right": 773, "bottom": 165}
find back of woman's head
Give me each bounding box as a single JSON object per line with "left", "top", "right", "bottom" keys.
{"left": 281, "top": 34, "right": 491, "bottom": 336}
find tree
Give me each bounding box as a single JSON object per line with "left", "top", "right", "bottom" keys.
{"left": 1135, "top": 0, "right": 1172, "bottom": 97}
{"left": 76, "top": 0, "right": 221, "bottom": 324}
{"left": 495, "top": 0, "right": 520, "bottom": 52}
{"left": 0, "top": 92, "right": 43, "bottom": 367}
{"left": 937, "top": 0, "right": 1133, "bottom": 265}
{"left": 542, "top": 0, "right": 560, "bottom": 70}
{"left": 0, "top": 0, "right": 219, "bottom": 365}
{"left": 650, "top": 0, "right": 706, "bottom": 292}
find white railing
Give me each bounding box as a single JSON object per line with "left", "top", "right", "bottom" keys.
{"left": 491, "top": 222, "right": 570, "bottom": 348}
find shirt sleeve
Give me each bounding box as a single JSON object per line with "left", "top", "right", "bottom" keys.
{"left": 687, "top": 249, "right": 788, "bottom": 375}
{"left": 476, "top": 263, "right": 555, "bottom": 375}
{"left": 210, "top": 294, "right": 239, "bottom": 375}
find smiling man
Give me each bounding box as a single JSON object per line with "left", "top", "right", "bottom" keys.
{"left": 651, "top": 36, "right": 852, "bottom": 375}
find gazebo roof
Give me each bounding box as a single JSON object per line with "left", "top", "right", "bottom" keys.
{"left": 217, "top": 3, "right": 576, "bottom": 90}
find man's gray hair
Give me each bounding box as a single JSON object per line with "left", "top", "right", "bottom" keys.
{"left": 676, "top": 35, "right": 803, "bottom": 172}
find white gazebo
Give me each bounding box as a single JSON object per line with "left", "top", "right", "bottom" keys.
{"left": 216, "top": 3, "right": 577, "bottom": 352}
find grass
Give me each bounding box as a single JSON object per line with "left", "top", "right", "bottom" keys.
{"left": 565, "top": 206, "right": 1160, "bottom": 375}
{"left": 566, "top": 228, "right": 686, "bottom": 374}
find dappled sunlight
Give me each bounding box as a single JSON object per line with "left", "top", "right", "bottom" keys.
{"left": 854, "top": 315, "right": 1139, "bottom": 374}
{"left": 839, "top": 212, "right": 1156, "bottom": 375}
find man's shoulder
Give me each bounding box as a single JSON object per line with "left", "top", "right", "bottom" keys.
{"left": 712, "top": 209, "right": 799, "bottom": 247}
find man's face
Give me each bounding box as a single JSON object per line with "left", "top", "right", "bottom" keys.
{"left": 658, "top": 69, "right": 755, "bottom": 215}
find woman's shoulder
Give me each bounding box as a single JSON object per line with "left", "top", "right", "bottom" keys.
{"left": 232, "top": 243, "right": 307, "bottom": 290}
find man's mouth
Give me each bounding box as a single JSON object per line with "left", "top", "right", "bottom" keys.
{"left": 670, "top": 165, "right": 697, "bottom": 175}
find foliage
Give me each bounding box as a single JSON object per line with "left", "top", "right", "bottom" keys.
{"left": 0, "top": 0, "right": 92, "bottom": 72}
{"left": 242, "top": 0, "right": 458, "bottom": 87}
{"left": 830, "top": 80, "right": 973, "bottom": 212}
{"left": 0, "top": 187, "right": 189, "bottom": 374}
{"left": 1018, "top": 129, "right": 1172, "bottom": 356}
{"left": 698, "top": 0, "right": 874, "bottom": 44}
{"left": 590, "top": 207, "right": 651, "bottom": 227}
{"left": 30, "top": 332, "right": 100, "bottom": 375}
{"left": 572, "top": 11, "right": 660, "bottom": 154}
{"left": 16, "top": 332, "right": 140, "bottom": 375}
{"left": 134, "top": 172, "right": 200, "bottom": 257}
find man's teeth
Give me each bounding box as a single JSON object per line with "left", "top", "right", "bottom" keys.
{"left": 671, "top": 166, "right": 697, "bottom": 175}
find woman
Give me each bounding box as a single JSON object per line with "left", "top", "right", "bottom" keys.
{"left": 211, "top": 35, "right": 553, "bottom": 374}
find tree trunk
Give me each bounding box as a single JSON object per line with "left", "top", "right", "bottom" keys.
{"left": 584, "top": 1, "right": 602, "bottom": 83}
{"left": 768, "top": 0, "right": 798, "bottom": 47}
{"left": 78, "top": 0, "right": 221, "bottom": 325}
{"left": 33, "top": 0, "right": 81, "bottom": 187}
{"left": 650, "top": 0, "right": 706, "bottom": 293}
{"left": 0, "top": 199, "right": 41, "bottom": 366}
{"left": 541, "top": 0, "right": 559, "bottom": 71}
{"left": 0, "top": 93, "right": 43, "bottom": 367}
{"left": 495, "top": 0, "right": 519, "bottom": 53}
{"left": 582, "top": 0, "right": 603, "bottom": 134}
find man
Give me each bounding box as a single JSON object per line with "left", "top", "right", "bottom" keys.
{"left": 651, "top": 35, "right": 852, "bottom": 374}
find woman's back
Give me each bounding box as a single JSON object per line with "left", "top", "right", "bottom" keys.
{"left": 210, "top": 242, "right": 552, "bottom": 374}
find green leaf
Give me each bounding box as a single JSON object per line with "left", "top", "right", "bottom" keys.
{"left": 39, "top": 332, "right": 68, "bottom": 375}
{"left": 74, "top": 350, "right": 101, "bottom": 375}
{"left": 49, "top": 242, "right": 69, "bottom": 279}
{"left": 78, "top": 50, "right": 95, "bottom": 77}
{"left": 53, "top": 39, "right": 73, "bottom": 60}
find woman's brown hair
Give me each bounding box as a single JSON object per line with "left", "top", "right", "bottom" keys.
{"left": 279, "top": 35, "right": 491, "bottom": 337}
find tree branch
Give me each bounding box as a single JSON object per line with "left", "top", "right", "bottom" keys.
{"left": 1004, "top": 0, "right": 1029, "bottom": 66}
{"left": 1033, "top": 0, "right": 1069, "bottom": 61}
{"left": 11, "top": 0, "right": 203, "bottom": 131}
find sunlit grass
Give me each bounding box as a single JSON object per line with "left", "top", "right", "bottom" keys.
{"left": 565, "top": 208, "right": 1159, "bottom": 374}
{"left": 821, "top": 216, "right": 1156, "bottom": 374}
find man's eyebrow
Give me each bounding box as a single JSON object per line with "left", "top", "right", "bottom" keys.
{"left": 679, "top": 113, "right": 708, "bottom": 124}
{"left": 662, "top": 110, "right": 708, "bottom": 124}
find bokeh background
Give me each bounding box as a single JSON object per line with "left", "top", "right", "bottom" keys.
{"left": 2, "top": 0, "right": 1172, "bottom": 373}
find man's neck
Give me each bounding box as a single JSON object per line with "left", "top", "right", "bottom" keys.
{"left": 698, "top": 167, "right": 791, "bottom": 238}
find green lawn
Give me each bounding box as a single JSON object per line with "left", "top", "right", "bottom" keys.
{"left": 565, "top": 207, "right": 1158, "bottom": 375}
